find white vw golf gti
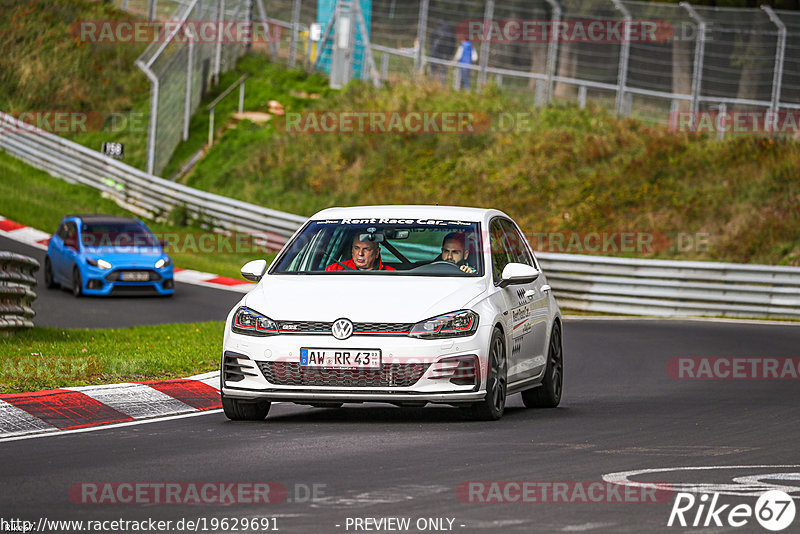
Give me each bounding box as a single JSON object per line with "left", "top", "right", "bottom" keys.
{"left": 221, "top": 206, "right": 563, "bottom": 421}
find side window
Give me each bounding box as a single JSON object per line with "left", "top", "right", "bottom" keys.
{"left": 490, "top": 219, "right": 514, "bottom": 283}
{"left": 64, "top": 223, "right": 78, "bottom": 246}
{"left": 56, "top": 223, "right": 67, "bottom": 240}
{"left": 499, "top": 219, "right": 534, "bottom": 267}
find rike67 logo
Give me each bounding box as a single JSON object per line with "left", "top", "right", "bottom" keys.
{"left": 668, "top": 490, "right": 796, "bottom": 531}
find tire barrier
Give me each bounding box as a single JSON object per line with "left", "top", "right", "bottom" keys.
{"left": 0, "top": 252, "right": 39, "bottom": 333}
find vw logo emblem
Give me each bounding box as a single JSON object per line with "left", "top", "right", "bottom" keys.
{"left": 331, "top": 318, "right": 354, "bottom": 340}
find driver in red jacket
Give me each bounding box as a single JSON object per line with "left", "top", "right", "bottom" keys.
{"left": 325, "top": 235, "right": 396, "bottom": 271}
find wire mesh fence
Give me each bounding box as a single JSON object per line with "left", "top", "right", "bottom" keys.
{"left": 128, "top": 0, "right": 252, "bottom": 175}
{"left": 256, "top": 0, "right": 800, "bottom": 132}
{"left": 122, "top": 0, "right": 800, "bottom": 175}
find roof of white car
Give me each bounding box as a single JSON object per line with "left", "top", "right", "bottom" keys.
{"left": 310, "top": 205, "right": 506, "bottom": 222}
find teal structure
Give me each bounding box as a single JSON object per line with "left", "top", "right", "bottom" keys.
{"left": 316, "top": 0, "right": 372, "bottom": 80}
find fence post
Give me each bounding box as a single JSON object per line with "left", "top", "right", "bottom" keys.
{"left": 148, "top": 0, "right": 156, "bottom": 21}
{"left": 761, "top": 5, "right": 786, "bottom": 120}
{"left": 543, "top": 0, "right": 561, "bottom": 104}
{"left": 681, "top": 2, "right": 705, "bottom": 115}
{"left": 535, "top": 80, "right": 545, "bottom": 107}
{"left": 289, "top": 0, "right": 302, "bottom": 67}
{"left": 611, "top": 0, "right": 631, "bottom": 116}
{"left": 209, "top": 107, "right": 215, "bottom": 146}
{"left": 214, "top": 0, "right": 226, "bottom": 84}
{"left": 478, "top": 0, "right": 494, "bottom": 88}
{"left": 415, "top": 0, "right": 430, "bottom": 73}
{"left": 717, "top": 102, "right": 726, "bottom": 141}
{"left": 381, "top": 52, "right": 389, "bottom": 81}
{"left": 136, "top": 61, "right": 159, "bottom": 176}
{"left": 255, "top": 0, "right": 279, "bottom": 60}
{"left": 183, "top": 30, "right": 194, "bottom": 142}
{"left": 669, "top": 99, "right": 679, "bottom": 130}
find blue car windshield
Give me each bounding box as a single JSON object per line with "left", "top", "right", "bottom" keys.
{"left": 272, "top": 219, "right": 483, "bottom": 276}
{"left": 81, "top": 223, "right": 159, "bottom": 248}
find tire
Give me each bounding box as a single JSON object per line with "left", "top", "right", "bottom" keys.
{"left": 72, "top": 267, "right": 83, "bottom": 298}
{"left": 522, "top": 322, "right": 563, "bottom": 408}
{"left": 44, "top": 257, "right": 58, "bottom": 289}
{"left": 221, "top": 393, "right": 270, "bottom": 421}
{"left": 465, "top": 328, "right": 507, "bottom": 421}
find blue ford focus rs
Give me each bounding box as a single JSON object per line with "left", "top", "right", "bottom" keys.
{"left": 45, "top": 215, "right": 174, "bottom": 297}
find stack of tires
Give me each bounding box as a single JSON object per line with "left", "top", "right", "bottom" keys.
{"left": 0, "top": 252, "right": 39, "bottom": 334}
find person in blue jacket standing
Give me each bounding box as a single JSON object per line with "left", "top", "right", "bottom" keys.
{"left": 454, "top": 38, "right": 477, "bottom": 90}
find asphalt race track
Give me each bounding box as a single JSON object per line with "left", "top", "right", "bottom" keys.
{"left": 0, "top": 235, "right": 241, "bottom": 328}
{"left": 2, "top": 319, "right": 799, "bottom": 533}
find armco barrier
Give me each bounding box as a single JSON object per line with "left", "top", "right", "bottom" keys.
{"left": 0, "top": 252, "right": 39, "bottom": 332}
{"left": 1, "top": 111, "right": 800, "bottom": 318}
{"left": 0, "top": 112, "right": 306, "bottom": 250}
{"left": 537, "top": 252, "right": 800, "bottom": 319}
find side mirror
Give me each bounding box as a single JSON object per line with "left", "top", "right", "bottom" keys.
{"left": 159, "top": 239, "right": 168, "bottom": 249}
{"left": 241, "top": 259, "right": 268, "bottom": 282}
{"left": 499, "top": 263, "right": 540, "bottom": 288}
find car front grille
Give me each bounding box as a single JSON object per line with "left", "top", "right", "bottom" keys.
{"left": 256, "top": 361, "right": 431, "bottom": 387}
{"left": 277, "top": 321, "right": 412, "bottom": 335}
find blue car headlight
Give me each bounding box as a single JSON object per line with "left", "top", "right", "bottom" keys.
{"left": 409, "top": 310, "right": 479, "bottom": 339}
{"left": 155, "top": 257, "right": 171, "bottom": 269}
{"left": 231, "top": 307, "right": 279, "bottom": 336}
{"left": 86, "top": 258, "right": 112, "bottom": 270}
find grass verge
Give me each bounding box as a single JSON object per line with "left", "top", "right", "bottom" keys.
{"left": 1, "top": 0, "right": 151, "bottom": 169}
{"left": 0, "top": 322, "right": 223, "bottom": 394}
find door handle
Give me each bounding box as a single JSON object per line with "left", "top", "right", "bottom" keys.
{"left": 541, "top": 285, "right": 551, "bottom": 293}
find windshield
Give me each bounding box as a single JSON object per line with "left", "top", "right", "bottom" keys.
{"left": 80, "top": 222, "right": 159, "bottom": 248}
{"left": 272, "top": 219, "right": 483, "bottom": 276}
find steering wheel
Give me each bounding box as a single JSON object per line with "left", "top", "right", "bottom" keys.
{"left": 427, "top": 260, "right": 463, "bottom": 269}
{"left": 411, "top": 260, "right": 466, "bottom": 274}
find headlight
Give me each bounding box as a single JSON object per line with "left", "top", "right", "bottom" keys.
{"left": 87, "top": 258, "right": 112, "bottom": 270}
{"left": 155, "top": 257, "right": 171, "bottom": 269}
{"left": 231, "top": 307, "right": 278, "bottom": 336}
{"left": 409, "top": 310, "right": 479, "bottom": 339}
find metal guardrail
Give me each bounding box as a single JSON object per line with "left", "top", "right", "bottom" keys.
{"left": 1, "top": 113, "right": 799, "bottom": 318}
{"left": 0, "top": 112, "right": 307, "bottom": 250}
{"left": 537, "top": 252, "right": 800, "bottom": 319}
{"left": 0, "top": 252, "right": 39, "bottom": 333}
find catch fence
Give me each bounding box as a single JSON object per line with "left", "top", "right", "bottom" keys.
{"left": 260, "top": 0, "right": 800, "bottom": 124}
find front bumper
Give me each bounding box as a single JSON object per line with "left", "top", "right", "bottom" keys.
{"left": 221, "top": 327, "right": 491, "bottom": 405}
{"left": 80, "top": 265, "right": 174, "bottom": 296}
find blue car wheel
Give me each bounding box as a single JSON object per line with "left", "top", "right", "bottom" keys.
{"left": 72, "top": 267, "right": 82, "bottom": 298}
{"left": 45, "top": 256, "right": 58, "bottom": 289}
